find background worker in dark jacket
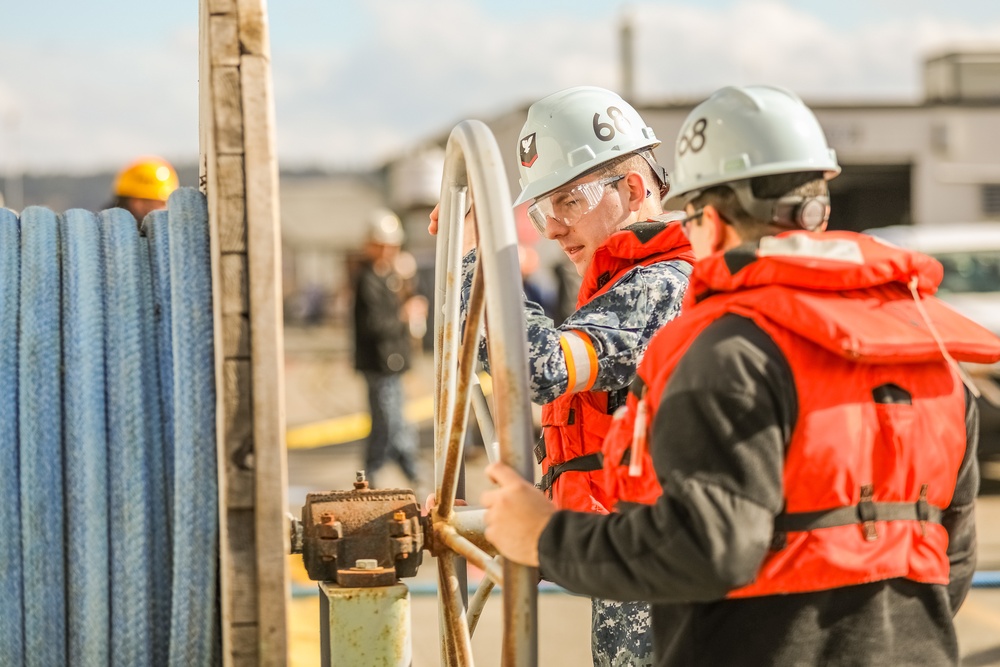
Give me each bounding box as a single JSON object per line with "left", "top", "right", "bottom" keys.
{"left": 353, "top": 208, "right": 426, "bottom": 489}
{"left": 481, "top": 85, "right": 1000, "bottom": 666}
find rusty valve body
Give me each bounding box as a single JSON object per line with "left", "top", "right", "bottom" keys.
{"left": 291, "top": 472, "right": 426, "bottom": 587}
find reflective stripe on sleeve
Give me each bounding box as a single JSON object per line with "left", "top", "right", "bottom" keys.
{"left": 559, "top": 330, "right": 599, "bottom": 395}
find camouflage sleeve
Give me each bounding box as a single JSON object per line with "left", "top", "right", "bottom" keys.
{"left": 460, "top": 250, "right": 691, "bottom": 405}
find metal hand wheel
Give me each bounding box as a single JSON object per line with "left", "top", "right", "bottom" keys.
{"left": 430, "top": 119, "right": 538, "bottom": 666}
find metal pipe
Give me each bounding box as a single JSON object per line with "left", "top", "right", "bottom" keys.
{"left": 438, "top": 554, "right": 474, "bottom": 666}
{"left": 436, "top": 263, "right": 485, "bottom": 520}
{"left": 451, "top": 508, "right": 490, "bottom": 552}
{"left": 436, "top": 524, "right": 504, "bottom": 586}
{"left": 434, "top": 186, "right": 469, "bottom": 491}
{"left": 470, "top": 372, "right": 500, "bottom": 463}
{"left": 466, "top": 563, "right": 498, "bottom": 636}
{"left": 435, "top": 119, "right": 539, "bottom": 666}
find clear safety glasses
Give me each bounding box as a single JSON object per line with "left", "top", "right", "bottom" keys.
{"left": 678, "top": 208, "right": 704, "bottom": 238}
{"left": 527, "top": 175, "right": 625, "bottom": 234}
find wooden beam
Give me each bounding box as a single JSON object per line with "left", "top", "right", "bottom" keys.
{"left": 210, "top": 15, "right": 241, "bottom": 67}
{"left": 237, "top": 0, "right": 270, "bottom": 58}
{"left": 202, "top": 0, "right": 289, "bottom": 663}
{"left": 199, "top": 1, "right": 236, "bottom": 665}
{"left": 242, "top": 47, "right": 290, "bottom": 667}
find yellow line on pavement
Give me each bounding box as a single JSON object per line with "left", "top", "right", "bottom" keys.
{"left": 285, "top": 372, "right": 493, "bottom": 450}
{"left": 285, "top": 395, "right": 434, "bottom": 450}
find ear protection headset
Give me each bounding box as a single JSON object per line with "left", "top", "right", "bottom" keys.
{"left": 728, "top": 180, "right": 831, "bottom": 232}
{"left": 771, "top": 194, "right": 830, "bottom": 231}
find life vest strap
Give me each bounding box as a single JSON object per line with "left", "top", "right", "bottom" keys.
{"left": 536, "top": 453, "right": 604, "bottom": 494}
{"left": 773, "top": 493, "right": 942, "bottom": 546}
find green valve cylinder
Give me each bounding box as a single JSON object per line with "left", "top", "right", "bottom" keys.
{"left": 320, "top": 581, "right": 411, "bottom": 666}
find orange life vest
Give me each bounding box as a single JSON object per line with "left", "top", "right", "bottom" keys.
{"left": 538, "top": 221, "right": 693, "bottom": 513}
{"left": 603, "top": 230, "right": 1000, "bottom": 594}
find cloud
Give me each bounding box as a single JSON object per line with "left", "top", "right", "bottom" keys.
{"left": 2, "top": 0, "right": 999, "bottom": 173}
{"left": 634, "top": 1, "right": 1000, "bottom": 99}
{"left": 271, "top": 0, "right": 1000, "bottom": 170}
{"left": 0, "top": 25, "right": 199, "bottom": 173}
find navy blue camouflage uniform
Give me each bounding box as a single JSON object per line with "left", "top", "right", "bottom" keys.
{"left": 462, "top": 221, "right": 691, "bottom": 666}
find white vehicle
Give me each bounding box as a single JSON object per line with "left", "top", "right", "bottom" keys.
{"left": 863, "top": 222, "right": 1000, "bottom": 460}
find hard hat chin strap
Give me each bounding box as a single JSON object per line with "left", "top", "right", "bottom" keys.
{"left": 729, "top": 180, "right": 830, "bottom": 232}
{"left": 637, "top": 151, "right": 671, "bottom": 197}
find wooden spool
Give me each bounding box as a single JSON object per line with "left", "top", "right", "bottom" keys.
{"left": 199, "top": 0, "right": 289, "bottom": 664}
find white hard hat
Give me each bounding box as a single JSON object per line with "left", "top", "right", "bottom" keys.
{"left": 668, "top": 85, "right": 840, "bottom": 206}
{"left": 514, "top": 86, "right": 662, "bottom": 206}
{"left": 368, "top": 208, "right": 404, "bottom": 245}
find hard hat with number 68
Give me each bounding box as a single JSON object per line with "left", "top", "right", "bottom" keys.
{"left": 514, "top": 86, "right": 661, "bottom": 206}
{"left": 668, "top": 85, "right": 841, "bottom": 206}
{"left": 113, "top": 156, "right": 180, "bottom": 202}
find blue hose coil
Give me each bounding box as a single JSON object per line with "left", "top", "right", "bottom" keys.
{"left": 7, "top": 194, "right": 218, "bottom": 665}
{"left": 102, "top": 208, "right": 154, "bottom": 667}
{"left": 144, "top": 211, "right": 177, "bottom": 664}
{"left": 166, "top": 188, "right": 218, "bottom": 667}
{"left": 18, "top": 206, "right": 67, "bottom": 667}
{"left": 143, "top": 209, "right": 175, "bottom": 527}
{"left": 62, "top": 209, "right": 110, "bottom": 667}
{"left": 140, "top": 230, "right": 172, "bottom": 665}
{"left": 0, "top": 208, "right": 23, "bottom": 666}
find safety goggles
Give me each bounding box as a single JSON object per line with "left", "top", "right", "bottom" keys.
{"left": 527, "top": 175, "right": 625, "bottom": 234}
{"left": 678, "top": 208, "right": 704, "bottom": 238}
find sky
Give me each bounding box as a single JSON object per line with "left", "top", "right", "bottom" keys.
{"left": 2, "top": 0, "right": 1000, "bottom": 175}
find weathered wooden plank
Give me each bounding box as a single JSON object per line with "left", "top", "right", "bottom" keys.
{"left": 210, "top": 15, "right": 240, "bottom": 67}
{"left": 226, "top": 509, "right": 259, "bottom": 626}
{"left": 222, "top": 314, "right": 251, "bottom": 359}
{"left": 229, "top": 624, "right": 261, "bottom": 662}
{"left": 208, "top": 0, "right": 236, "bottom": 16}
{"left": 242, "top": 52, "right": 290, "bottom": 666}
{"left": 217, "top": 155, "right": 246, "bottom": 201}
{"left": 237, "top": 0, "right": 270, "bottom": 58}
{"left": 224, "top": 360, "right": 256, "bottom": 510}
{"left": 201, "top": 1, "right": 237, "bottom": 664}
{"left": 221, "top": 253, "right": 249, "bottom": 315}
{"left": 219, "top": 196, "right": 247, "bottom": 253}
{"left": 213, "top": 67, "right": 244, "bottom": 155}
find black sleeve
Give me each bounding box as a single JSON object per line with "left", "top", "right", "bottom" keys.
{"left": 538, "top": 314, "right": 796, "bottom": 602}
{"left": 943, "top": 387, "right": 980, "bottom": 615}
{"left": 355, "top": 269, "right": 405, "bottom": 340}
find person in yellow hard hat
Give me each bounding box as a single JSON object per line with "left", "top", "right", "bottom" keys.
{"left": 110, "top": 156, "right": 179, "bottom": 223}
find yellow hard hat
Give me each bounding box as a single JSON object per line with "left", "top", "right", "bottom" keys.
{"left": 113, "top": 156, "right": 179, "bottom": 202}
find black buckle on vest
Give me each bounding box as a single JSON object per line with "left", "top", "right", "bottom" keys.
{"left": 607, "top": 387, "right": 628, "bottom": 415}
{"left": 535, "top": 471, "right": 554, "bottom": 498}
{"left": 916, "top": 483, "right": 930, "bottom": 536}
{"left": 770, "top": 531, "right": 788, "bottom": 552}
{"left": 533, "top": 436, "right": 546, "bottom": 465}
{"left": 535, "top": 453, "right": 604, "bottom": 495}
{"left": 858, "top": 484, "right": 878, "bottom": 541}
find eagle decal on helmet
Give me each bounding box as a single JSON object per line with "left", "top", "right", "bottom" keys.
{"left": 520, "top": 133, "right": 538, "bottom": 168}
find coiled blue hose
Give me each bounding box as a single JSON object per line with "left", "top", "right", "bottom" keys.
{"left": 143, "top": 209, "right": 175, "bottom": 524}
{"left": 18, "top": 206, "right": 66, "bottom": 667}
{"left": 139, "top": 229, "right": 172, "bottom": 665}
{"left": 3, "top": 191, "right": 218, "bottom": 666}
{"left": 166, "top": 188, "right": 218, "bottom": 667}
{"left": 0, "top": 207, "right": 23, "bottom": 666}
{"left": 143, "top": 209, "right": 177, "bottom": 663}
{"left": 102, "top": 207, "right": 155, "bottom": 667}
{"left": 62, "top": 209, "right": 110, "bottom": 667}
